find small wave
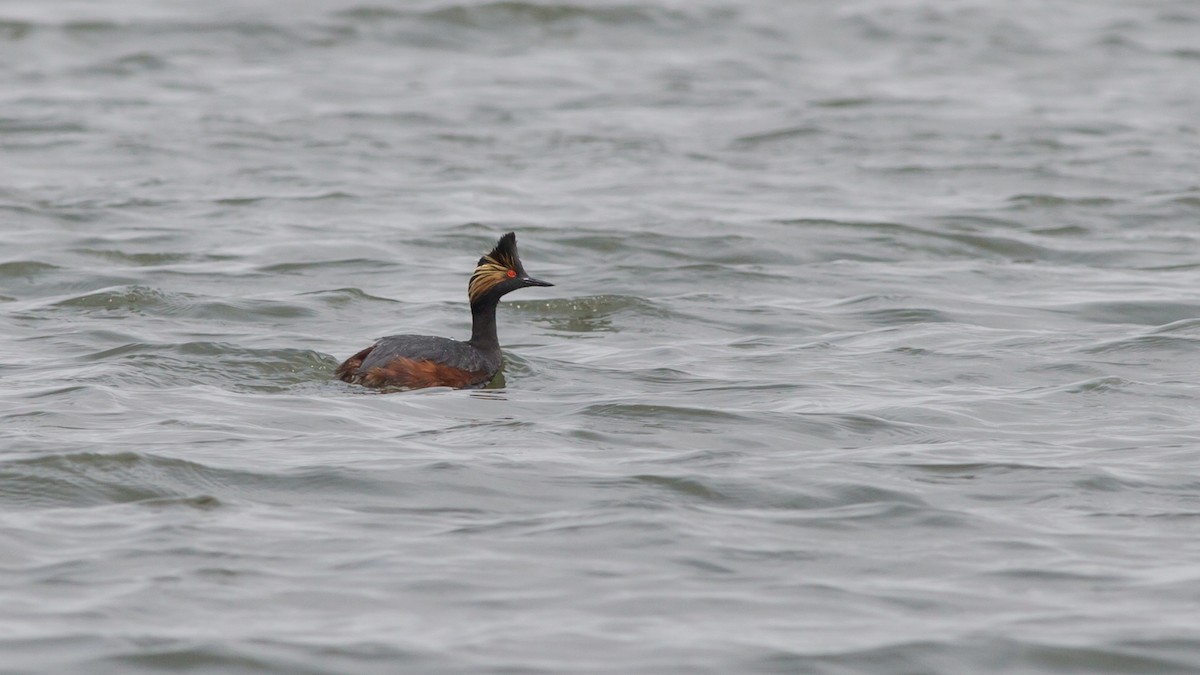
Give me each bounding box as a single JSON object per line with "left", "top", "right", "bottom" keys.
{"left": 514, "top": 294, "right": 671, "bottom": 334}
{"left": 899, "top": 460, "right": 1059, "bottom": 477}
{"left": 584, "top": 402, "right": 749, "bottom": 425}
{"left": 298, "top": 287, "right": 401, "bottom": 308}
{"left": 812, "top": 96, "right": 874, "bottom": 108}
{"left": 623, "top": 473, "right": 931, "bottom": 516}
{"left": 558, "top": 230, "right": 795, "bottom": 267}
{"left": 45, "top": 285, "right": 315, "bottom": 321}
{"left": 1006, "top": 193, "right": 1120, "bottom": 208}
{"left": 1081, "top": 334, "right": 1200, "bottom": 355}
{"left": 730, "top": 126, "right": 822, "bottom": 149}
{"left": 339, "top": 2, "right": 692, "bottom": 29}
{"left": 773, "top": 637, "right": 1196, "bottom": 674}
{"left": 73, "top": 249, "right": 234, "bottom": 266}
{"left": 74, "top": 341, "right": 338, "bottom": 391}
{"left": 1057, "top": 301, "right": 1200, "bottom": 327}
{"left": 329, "top": 1, "right": 731, "bottom": 54}
{"left": 211, "top": 191, "right": 356, "bottom": 206}
{"left": 259, "top": 258, "right": 390, "bottom": 275}
{"left": 1060, "top": 376, "right": 1132, "bottom": 394}
{"left": 74, "top": 52, "right": 168, "bottom": 77}
{"left": 60, "top": 19, "right": 294, "bottom": 41}
{"left": 850, "top": 307, "right": 956, "bottom": 325}
{"left": 0, "top": 260, "right": 60, "bottom": 279}
{"left": 0, "top": 451, "right": 396, "bottom": 510}
{"left": 0, "top": 117, "right": 87, "bottom": 135}
{"left": 1168, "top": 48, "right": 1200, "bottom": 60}
{"left": 776, "top": 217, "right": 1111, "bottom": 263}
{"left": 1147, "top": 318, "right": 1200, "bottom": 335}
{"left": 427, "top": 2, "right": 670, "bottom": 27}
{"left": 49, "top": 285, "right": 170, "bottom": 312}
{"left": 791, "top": 411, "right": 958, "bottom": 445}
{"left": 0, "top": 19, "right": 31, "bottom": 40}
{"left": 0, "top": 452, "right": 231, "bottom": 509}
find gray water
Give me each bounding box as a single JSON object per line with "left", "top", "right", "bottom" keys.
{"left": 3, "top": 1, "right": 1200, "bottom": 673}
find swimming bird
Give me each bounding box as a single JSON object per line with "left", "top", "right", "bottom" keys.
{"left": 335, "top": 232, "right": 553, "bottom": 390}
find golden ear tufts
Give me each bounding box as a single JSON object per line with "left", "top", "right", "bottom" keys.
{"left": 468, "top": 233, "right": 521, "bottom": 304}
{"left": 468, "top": 261, "right": 510, "bottom": 304}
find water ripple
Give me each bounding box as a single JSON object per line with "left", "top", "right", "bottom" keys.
{"left": 4, "top": 0, "right": 1200, "bottom": 672}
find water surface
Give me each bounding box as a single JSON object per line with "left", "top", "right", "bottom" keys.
{"left": 3, "top": 1, "right": 1200, "bottom": 673}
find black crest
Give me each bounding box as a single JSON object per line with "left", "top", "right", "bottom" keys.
{"left": 478, "top": 232, "right": 520, "bottom": 269}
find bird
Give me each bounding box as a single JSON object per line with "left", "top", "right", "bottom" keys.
{"left": 335, "top": 232, "right": 553, "bottom": 390}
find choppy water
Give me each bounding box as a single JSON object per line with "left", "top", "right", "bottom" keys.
{"left": 3, "top": 1, "right": 1200, "bottom": 672}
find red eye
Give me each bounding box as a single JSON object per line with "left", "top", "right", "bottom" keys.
{"left": 506, "top": 269, "right": 517, "bottom": 278}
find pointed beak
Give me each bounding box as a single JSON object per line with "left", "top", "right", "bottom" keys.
{"left": 521, "top": 277, "right": 554, "bottom": 287}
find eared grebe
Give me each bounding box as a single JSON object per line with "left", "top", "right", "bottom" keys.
{"left": 335, "top": 232, "right": 552, "bottom": 390}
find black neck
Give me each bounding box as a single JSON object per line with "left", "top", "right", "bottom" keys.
{"left": 468, "top": 296, "right": 501, "bottom": 352}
